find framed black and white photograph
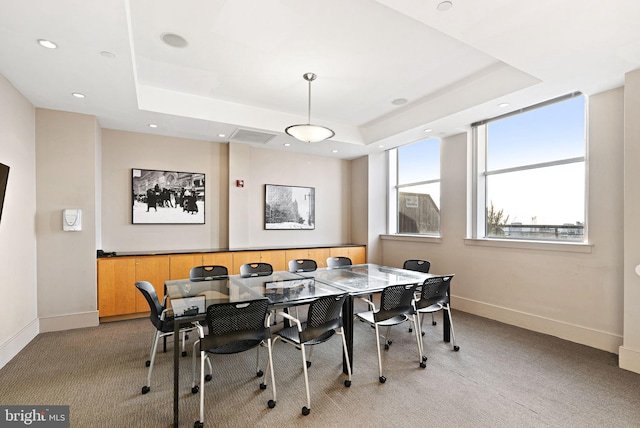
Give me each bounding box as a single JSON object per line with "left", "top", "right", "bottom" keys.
{"left": 264, "top": 184, "right": 315, "bottom": 230}
{"left": 132, "top": 168, "right": 205, "bottom": 224}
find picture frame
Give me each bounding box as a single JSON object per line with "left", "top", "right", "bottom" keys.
{"left": 264, "top": 184, "right": 315, "bottom": 230}
{"left": 132, "top": 168, "right": 205, "bottom": 224}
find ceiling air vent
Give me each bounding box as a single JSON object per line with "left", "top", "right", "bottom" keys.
{"left": 229, "top": 129, "right": 276, "bottom": 145}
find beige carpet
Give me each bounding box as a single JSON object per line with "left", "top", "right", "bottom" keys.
{"left": 1, "top": 309, "right": 640, "bottom": 428}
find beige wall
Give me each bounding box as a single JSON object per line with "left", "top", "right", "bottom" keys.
{"left": 621, "top": 69, "right": 640, "bottom": 372}
{"left": 0, "top": 75, "right": 38, "bottom": 367}
{"left": 35, "top": 109, "right": 100, "bottom": 332}
{"left": 100, "top": 130, "right": 228, "bottom": 251}
{"left": 228, "top": 143, "right": 351, "bottom": 248}
{"left": 381, "top": 88, "right": 626, "bottom": 356}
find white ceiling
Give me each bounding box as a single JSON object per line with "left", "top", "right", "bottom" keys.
{"left": 1, "top": 0, "right": 639, "bottom": 159}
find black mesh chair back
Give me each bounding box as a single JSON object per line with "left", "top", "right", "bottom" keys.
{"left": 326, "top": 256, "right": 352, "bottom": 268}
{"left": 193, "top": 298, "right": 276, "bottom": 426}
{"left": 240, "top": 262, "right": 273, "bottom": 277}
{"left": 134, "top": 281, "right": 197, "bottom": 394}
{"left": 374, "top": 283, "right": 419, "bottom": 323}
{"left": 417, "top": 275, "right": 452, "bottom": 311}
{"left": 189, "top": 265, "right": 228, "bottom": 281}
{"left": 201, "top": 299, "right": 270, "bottom": 354}
{"left": 271, "top": 293, "right": 351, "bottom": 415}
{"left": 288, "top": 259, "right": 318, "bottom": 273}
{"left": 300, "top": 293, "right": 348, "bottom": 344}
{"left": 135, "top": 280, "right": 170, "bottom": 332}
{"left": 403, "top": 259, "right": 431, "bottom": 273}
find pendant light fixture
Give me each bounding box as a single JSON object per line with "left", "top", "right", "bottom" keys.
{"left": 285, "top": 73, "right": 335, "bottom": 143}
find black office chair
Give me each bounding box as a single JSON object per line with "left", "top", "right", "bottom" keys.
{"left": 402, "top": 259, "right": 435, "bottom": 329}
{"left": 189, "top": 265, "right": 228, "bottom": 281}
{"left": 326, "top": 256, "right": 352, "bottom": 268}
{"left": 240, "top": 262, "right": 273, "bottom": 277}
{"left": 416, "top": 275, "right": 459, "bottom": 352}
{"left": 134, "top": 281, "right": 198, "bottom": 394}
{"left": 288, "top": 259, "right": 318, "bottom": 272}
{"left": 355, "top": 283, "right": 425, "bottom": 383}
{"left": 191, "top": 299, "right": 276, "bottom": 428}
{"left": 270, "top": 293, "right": 352, "bottom": 416}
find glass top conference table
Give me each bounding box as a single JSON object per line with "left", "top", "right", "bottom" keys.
{"left": 166, "top": 264, "right": 447, "bottom": 427}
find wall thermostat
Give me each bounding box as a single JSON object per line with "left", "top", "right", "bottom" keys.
{"left": 63, "top": 209, "right": 82, "bottom": 231}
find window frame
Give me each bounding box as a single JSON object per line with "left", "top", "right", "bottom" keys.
{"left": 471, "top": 92, "right": 588, "bottom": 243}
{"left": 389, "top": 138, "right": 442, "bottom": 236}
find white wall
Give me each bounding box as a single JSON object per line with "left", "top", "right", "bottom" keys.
{"left": 0, "top": 75, "right": 38, "bottom": 367}
{"left": 380, "top": 88, "right": 625, "bottom": 355}
{"left": 35, "top": 109, "right": 100, "bottom": 332}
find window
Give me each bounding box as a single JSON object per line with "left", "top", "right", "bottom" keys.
{"left": 472, "top": 93, "right": 586, "bottom": 242}
{"left": 389, "top": 138, "right": 441, "bottom": 235}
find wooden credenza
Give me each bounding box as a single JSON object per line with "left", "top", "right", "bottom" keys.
{"left": 97, "top": 245, "right": 365, "bottom": 320}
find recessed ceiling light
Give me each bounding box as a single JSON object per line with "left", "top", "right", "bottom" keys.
{"left": 498, "top": 102, "right": 510, "bottom": 108}
{"left": 71, "top": 92, "right": 85, "bottom": 98}
{"left": 218, "top": 133, "right": 226, "bottom": 138}
{"left": 424, "top": 128, "right": 432, "bottom": 133}
{"left": 148, "top": 124, "right": 158, "bottom": 128}
{"left": 437, "top": 1, "right": 453, "bottom": 11}
{"left": 332, "top": 150, "right": 338, "bottom": 153}
{"left": 391, "top": 98, "right": 408, "bottom": 106}
{"left": 37, "top": 39, "right": 57, "bottom": 49}
{"left": 161, "top": 33, "right": 188, "bottom": 48}
{"left": 100, "top": 51, "right": 115, "bottom": 58}
{"left": 378, "top": 145, "right": 384, "bottom": 148}
{"left": 283, "top": 143, "right": 291, "bottom": 147}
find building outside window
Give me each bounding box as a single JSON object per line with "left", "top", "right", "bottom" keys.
{"left": 390, "top": 138, "right": 441, "bottom": 235}
{"left": 472, "top": 93, "right": 586, "bottom": 242}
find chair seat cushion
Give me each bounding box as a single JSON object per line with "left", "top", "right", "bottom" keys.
{"left": 277, "top": 323, "right": 335, "bottom": 345}
{"left": 204, "top": 339, "right": 263, "bottom": 355}
{"left": 416, "top": 303, "right": 444, "bottom": 313}
{"left": 356, "top": 311, "right": 408, "bottom": 326}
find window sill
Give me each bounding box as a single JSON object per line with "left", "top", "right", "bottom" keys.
{"left": 464, "top": 238, "right": 592, "bottom": 253}
{"left": 380, "top": 234, "right": 442, "bottom": 244}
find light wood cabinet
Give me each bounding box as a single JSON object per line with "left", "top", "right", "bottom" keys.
{"left": 97, "top": 246, "right": 364, "bottom": 319}
{"left": 97, "top": 256, "right": 169, "bottom": 318}
{"left": 232, "top": 250, "right": 286, "bottom": 274}
{"left": 285, "top": 248, "right": 332, "bottom": 268}
{"left": 329, "top": 246, "right": 366, "bottom": 264}
{"left": 169, "top": 252, "right": 235, "bottom": 279}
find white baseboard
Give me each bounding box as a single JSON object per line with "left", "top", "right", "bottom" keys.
{"left": 619, "top": 346, "right": 640, "bottom": 374}
{"left": 453, "top": 296, "right": 623, "bottom": 354}
{"left": 0, "top": 318, "right": 39, "bottom": 369}
{"left": 39, "top": 311, "right": 99, "bottom": 333}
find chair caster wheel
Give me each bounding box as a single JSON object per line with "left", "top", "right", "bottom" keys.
{"left": 432, "top": 321, "right": 437, "bottom": 326}
{"left": 421, "top": 331, "right": 425, "bottom": 337}
{"left": 191, "top": 385, "right": 199, "bottom": 394}
{"left": 145, "top": 360, "right": 151, "bottom": 367}
{"left": 182, "top": 351, "right": 187, "bottom": 357}
{"left": 306, "top": 361, "right": 312, "bottom": 368}
{"left": 408, "top": 328, "right": 413, "bottom": 332}
{"left": 194, "top": 421, "right": 203, "bottom": 428}
{"left": 379, "top": 376, "right": 386, "bottom": 383}
{"left": 344, "top": 380, "right": 351, "bottom": 387}
{"left": 260, "top": 383, "right": 267, "bottom": 390}
{"left": 420, "top": 362, "right": 427, "bottom": 368}
{"left": 268, "top": 400, "right": 276, "bottom": 409}
{"left": 141, "top": 386, "right": 150, "bottom": 394}
{"left": 257, "top": 370, "right": 264, "bottom": 377}
{"left": 302, "top": 406, "right": 310, "bottom": 416}
{"left": 422, "top": 355, "right": 428, "bottom": 362}
{"left": 453, "top": 345, "right": 460, "bottom": 352}
{"left": 205, "top": 374, "right": 212, "bottom": 382}
{"left": 185, "top": 334, "right": 190, "bottom": 340}
{"left": 384, "top": 344, "right": 389, "bottom": 350}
